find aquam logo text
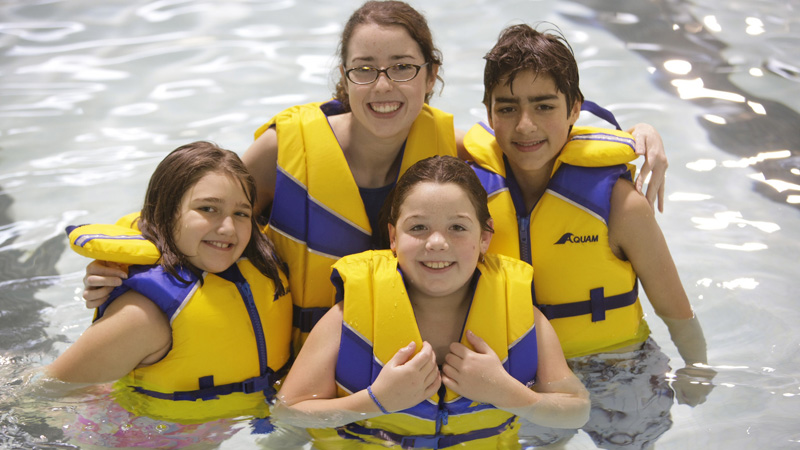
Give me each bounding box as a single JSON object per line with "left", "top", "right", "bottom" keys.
{"left": 554, "top": 232, "right": 599, "bottom": 245}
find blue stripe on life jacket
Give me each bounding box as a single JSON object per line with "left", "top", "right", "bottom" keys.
{"left": 470, "top": 163, "right": 508, "bottom": 198}
{"left": 547, "top": 164, "right": 630, "bottom": 225}
{"left": 98, "top": 264, "right": 199, "bottom": 322}
{"left": 505, "top": 325, "right": 538, "bottom": 385}
{"left": 270, "top": 167, "right": 372, "bottom": 259}
{"left": 217, "top": 264, "right": 269, "bottom": 378}
{"left": 335, "top": 323, "right": 377, "bottom": 395}
{"left": 570, "top": 131, "right": 636, "bottom": 151}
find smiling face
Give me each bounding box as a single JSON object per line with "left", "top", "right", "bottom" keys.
{"left": 173, "top": 171, "right": 252, "bottom": 273}
{"left": 487, "top": 70, "right": 581, "bottom": 177}
{"left": 388, "top": 181, "right": 492, "bottom": 301}
{"left": 343, "top": 23, "right": 437, "bottom": 140}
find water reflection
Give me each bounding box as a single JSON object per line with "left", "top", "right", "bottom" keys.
{"left": 563, "top": 0, "right": 800, "bottom": 208}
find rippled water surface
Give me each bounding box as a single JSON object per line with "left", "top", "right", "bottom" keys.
{"left": 1, "top": 0, "right": 798, "bottom": 448}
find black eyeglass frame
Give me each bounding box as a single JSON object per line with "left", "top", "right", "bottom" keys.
{"left": 344, "top": 62, "right": 430, "bottom": 85}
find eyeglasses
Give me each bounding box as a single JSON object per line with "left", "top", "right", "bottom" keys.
{"left": 344, "top": 62, "right": 430, "bottom": 85}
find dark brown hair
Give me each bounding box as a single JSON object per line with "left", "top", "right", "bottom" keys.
{"left": 483, "top": 23, "right": 584, "bottom": 117}
{"left": 138, "top": 141, "right": 286, "bottom": 296}
{"left": 379, "top": 156, "right": 493, "bottom": 247}
{"left": 333, "top": 0, "right": 443, "bottom": 111}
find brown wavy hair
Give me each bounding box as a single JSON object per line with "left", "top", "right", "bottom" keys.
{"left": 138, "top": 141, "right": 286, "bottom": 296}
{"left": 333, "top": 0, "right": 443, "bottom": 111}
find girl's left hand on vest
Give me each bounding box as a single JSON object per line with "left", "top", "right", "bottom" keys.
{"left": 441, "top": 331, "right": 519, "bottom": 406}
{"left": 370, "top": 341, "right": 441, "bottom": 413}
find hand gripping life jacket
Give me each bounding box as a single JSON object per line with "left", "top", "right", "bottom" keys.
{"left": 254, "top": 100, "right": 457, "bottom": 352}
{"left": 465, "top": 123, "right": 650, "bottom": 359}
{"left": 312, "top": 250, "right": 538, "bottom": 449}
{"left": 66, "top": 219, "right": 293, "bottom": 424}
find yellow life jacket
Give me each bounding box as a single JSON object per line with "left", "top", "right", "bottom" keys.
{"left": 309, "top": 250, "right": 537, "bottom": 449}
{"left": 66, "top": 221, "right": 293, "bottom": 424}
{"left": 255, "top": 100, "right": 457, "bottom": 352}
{"left": 465, "top": 124, "right": 650, "bottom": 359}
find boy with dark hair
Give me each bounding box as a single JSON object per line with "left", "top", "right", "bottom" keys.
{"left": 465, "top": 24, "right": 710, "bottom": 449}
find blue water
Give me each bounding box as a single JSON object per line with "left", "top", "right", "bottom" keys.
{"left": 1, "top": 0, "right": 798, "bottom": 448}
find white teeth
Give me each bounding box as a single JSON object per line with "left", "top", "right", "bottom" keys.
{"left": 208, "top": 241, "right": 231, "bottom": 249}
{"left": 423, "top": 261, "right": 453, "bottom": 269}
{"left": 371, "top": 102, "right": 400, "bottom": 113}
{"left": 517, "top": 139, "right": 545, "bottom": 146}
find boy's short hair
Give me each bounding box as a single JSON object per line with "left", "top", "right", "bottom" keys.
{"left": 482, "top": 23, "right": 584, "bottom": 116}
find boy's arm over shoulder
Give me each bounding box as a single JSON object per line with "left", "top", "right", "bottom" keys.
{"left": 46, "top": 291, "right": 172, "bottom": 383}
{"left": 608, "top": 178, "right": 693, "bottom": 320}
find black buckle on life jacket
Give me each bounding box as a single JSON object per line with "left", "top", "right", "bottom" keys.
{"left": 400, "top": 436, "right": 441, "bottom": 449}
{"left": 293, "top": 305, "right": 330, "bottom": 332}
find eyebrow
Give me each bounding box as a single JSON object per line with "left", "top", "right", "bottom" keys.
{"left": 192, "top": 197, "right": 252, "bottom": 210}
{"left": 350, "top": 54, "right": 419, "bottom": 65}
{"left": 493, "top": 94, "right": 560, "bottom": 104}
{"left": 403, "top": 213, "right": 475, "bottom": 222}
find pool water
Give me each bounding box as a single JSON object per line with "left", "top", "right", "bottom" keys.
{"left": 1, "top": 0, "right": 798, "bottom": 448}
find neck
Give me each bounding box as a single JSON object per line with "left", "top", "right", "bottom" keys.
{"left": 509, "top": 158, "right": 558, "bottom": 212}
{"left": 330, "top": 113, "right": 408, "bottom": 188}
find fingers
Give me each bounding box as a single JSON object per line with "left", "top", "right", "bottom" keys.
{"left": 465, "top": 330, "right": 492, "bottom": 353}
{"left": 387, "top": 341, "right": 417, "bottom": 367}
{"left": 86, "top": 260, "right": 128, "bottom": 280}
{"left": 626, "top": 124, "right": 648, "bottom": 156}
{"left": 82, "top": 286, "right": 113, "bottom": 307}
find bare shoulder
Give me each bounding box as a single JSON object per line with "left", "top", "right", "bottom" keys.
{"left": 609, "top": 177, "right": 658, "bottom": 259}
{"left": 101, "top": 291, "right": 172, "bottom": 348}
{"left": 242, "top": 126, "right": 279, "bottom": 213}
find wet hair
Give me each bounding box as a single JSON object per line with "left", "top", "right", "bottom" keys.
{"left": 482, "top": 23, "right": 584, "bottom": 117}
{"left": 138, "top": 141, "right": 286, "bottom": 296}
{"left": 333, "top": 0, "right": 443, "bottom": 111}
{"left": 378, "top": 156, "right": 493, "bottom": 247}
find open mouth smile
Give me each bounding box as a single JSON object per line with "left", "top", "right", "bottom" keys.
{"left": 422, "top": 261, "right": 454, "bottom": 269}
{"left": 370, "top": 102, "right": 401, "bottom": 113}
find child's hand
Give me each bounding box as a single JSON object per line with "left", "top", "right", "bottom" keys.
{"left": 369, "top": 341, "right": 441, "bottom": 413}
{"left": 83, "top": 260, "right": 128, "bottom": 307}
{"left": 441, "top": 330, "right": 517, "bottom": 406}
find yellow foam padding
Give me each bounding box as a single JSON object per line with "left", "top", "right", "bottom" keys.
{"left": 67, "top": 223, "right": 160, "bottom": 266}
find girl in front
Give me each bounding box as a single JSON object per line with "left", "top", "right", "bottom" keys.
{"left": 273, "top": 156, "right": 589, "bottom": 449}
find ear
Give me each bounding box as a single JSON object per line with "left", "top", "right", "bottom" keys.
{"left": 388, "top": 224, "right": 397, "bottom": 252}
{"left": 426, "top": 63, "right": 439, "bottom": 96}
{"left": 340, "top": 65, "right": 348, "bottom": 94}
{"left": 485, "top": 103, "right": 494, "bottom": 129}
{"left": 568, "top": 100, "right": 581, "bottom": 126}
{"left": 480, "top": 218, "right": 493, "bottom": 254}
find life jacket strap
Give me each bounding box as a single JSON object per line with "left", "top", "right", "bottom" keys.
{"left": 538, "top": 280, "right": 638, "bottom": 323}
{"left": 337, "top": 415, "right": 516, "bottom": 449}
{"left": 131, "top": 359, "right": 290, "bottom": 402}
{"left": 293, "top": 305, "right": 330, "bottom": 333}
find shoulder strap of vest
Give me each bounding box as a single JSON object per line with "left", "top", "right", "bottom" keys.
{"left": 548, "top": 163, "right": 631, "bottom": 226}
{"left": 581, "top": 100, "right": 622, "bottom": 130}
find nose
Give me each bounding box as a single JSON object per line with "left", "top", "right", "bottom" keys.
{"left": 217, "top": 215, "right": 235, "bottom": 235}
{"left": 373, "top": 70, "right": 394, "bottom": 92}
{"left": 425, "top": 231, "right": 448, "bottom": 251}
{"left": 516, "top": 109, "right": 538, "bottom": 134}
